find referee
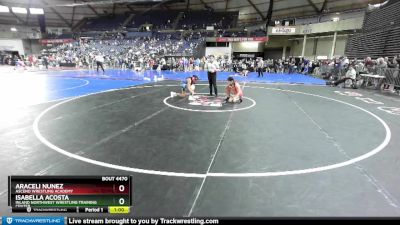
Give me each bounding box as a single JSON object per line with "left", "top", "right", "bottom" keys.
{"left": 257, "top": 57, "right": 264, "bottom": 77}
{"left": 95, "top": 53, "right": 105, "bottom": 73}
{"left": 205, "top": 56, "right": 220, "bottom": 96}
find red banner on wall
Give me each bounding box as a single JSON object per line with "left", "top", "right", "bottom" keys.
{"left": 39, "top": 39, "right": 74, "bottom": 44}
{"left": 215, "top": 37, "right": 268, "bottom": 42}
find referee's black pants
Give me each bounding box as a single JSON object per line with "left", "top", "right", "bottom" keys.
{"left": 96, "top": 61, "right": 105, "bottom": 72}
{"left": 257, "top": 67, "right": 264, "bottom": 77}
{"left": 208, "top": 72, "right": 218, "bottom": 96}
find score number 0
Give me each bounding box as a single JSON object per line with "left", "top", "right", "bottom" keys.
{"left": 118, "top": 184, "right": 126, "bottom": 205}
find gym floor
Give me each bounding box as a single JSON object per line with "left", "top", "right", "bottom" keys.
{"left": 1, "top": 67, "right": 400, "bottom": 217}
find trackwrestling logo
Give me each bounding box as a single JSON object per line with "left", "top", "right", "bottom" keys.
{"left": 2, "top": 217, "right": 64, "bottom": 225}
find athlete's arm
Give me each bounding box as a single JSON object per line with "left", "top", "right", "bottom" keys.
{"left": 234, "top": 83, "right": 242, "bottom": 98}
{"left": 187, "top": 78, "right": 195, "bottom": 95}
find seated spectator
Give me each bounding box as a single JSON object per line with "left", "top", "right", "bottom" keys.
{"left": 326, "top": 65, "right": 357, "bottom": 87}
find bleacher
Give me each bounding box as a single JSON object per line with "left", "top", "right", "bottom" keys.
{"left": 127, "top": 11, "right": 179, "bottom": 30}
{"left": 383, "top": 26, "right": 400, "bottom": 56}
{"left": 345, "top": 0, "right": 400, "bottom": 59}
{"left": 251, "top": 29, "right": 266, "bottom": 37}
{"left": 362, "top": 0, "right": 400, "bottom": 32}
{"left": 78, "top": 10, "right": 238, "bottom": 32}
{"left": 81, "top": 14, "right": 128, "bottom": 31}
{"left": 56, "top": 33, "right": 74, "bottom": 39}
{"left": 44, "top": 33, "right": 74, "bottom": 39}
{"left": 345, "top": 29, "right": 386, "bottom": 59}
{"left": 178, "top": 11, "right": 238, "bottom": 30}
{"left": 343, "top": 0, "right": 400, "bottom": 93}
{"left": 218, "top": 30, "right": 248, "bottom": 37}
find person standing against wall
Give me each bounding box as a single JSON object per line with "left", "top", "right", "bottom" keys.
{"left": 205, "top": 55, "right": 220, "bottom": 96}
{"left": 257, "top": 58, "right": 264, "bottom": 77}
{"left": 95, "top": 53, "right": 105, "bottom": 73}
{"left": 43, "top": 55, "right": 49, "bottom": 69}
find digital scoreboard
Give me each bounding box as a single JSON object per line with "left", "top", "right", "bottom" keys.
{"left": 8, "top": 176, "right": 132, "bottom": 214}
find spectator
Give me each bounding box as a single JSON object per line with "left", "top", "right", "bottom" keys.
{"left": 327, "top": 65, "right": 356, "bottom": 87}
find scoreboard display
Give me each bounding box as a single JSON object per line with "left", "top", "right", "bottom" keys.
{"left": 8, "top": 176, "right": 132, "bottom": 214}
{"left": 4, "top": 176, "right": 221, "bottom": 224}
